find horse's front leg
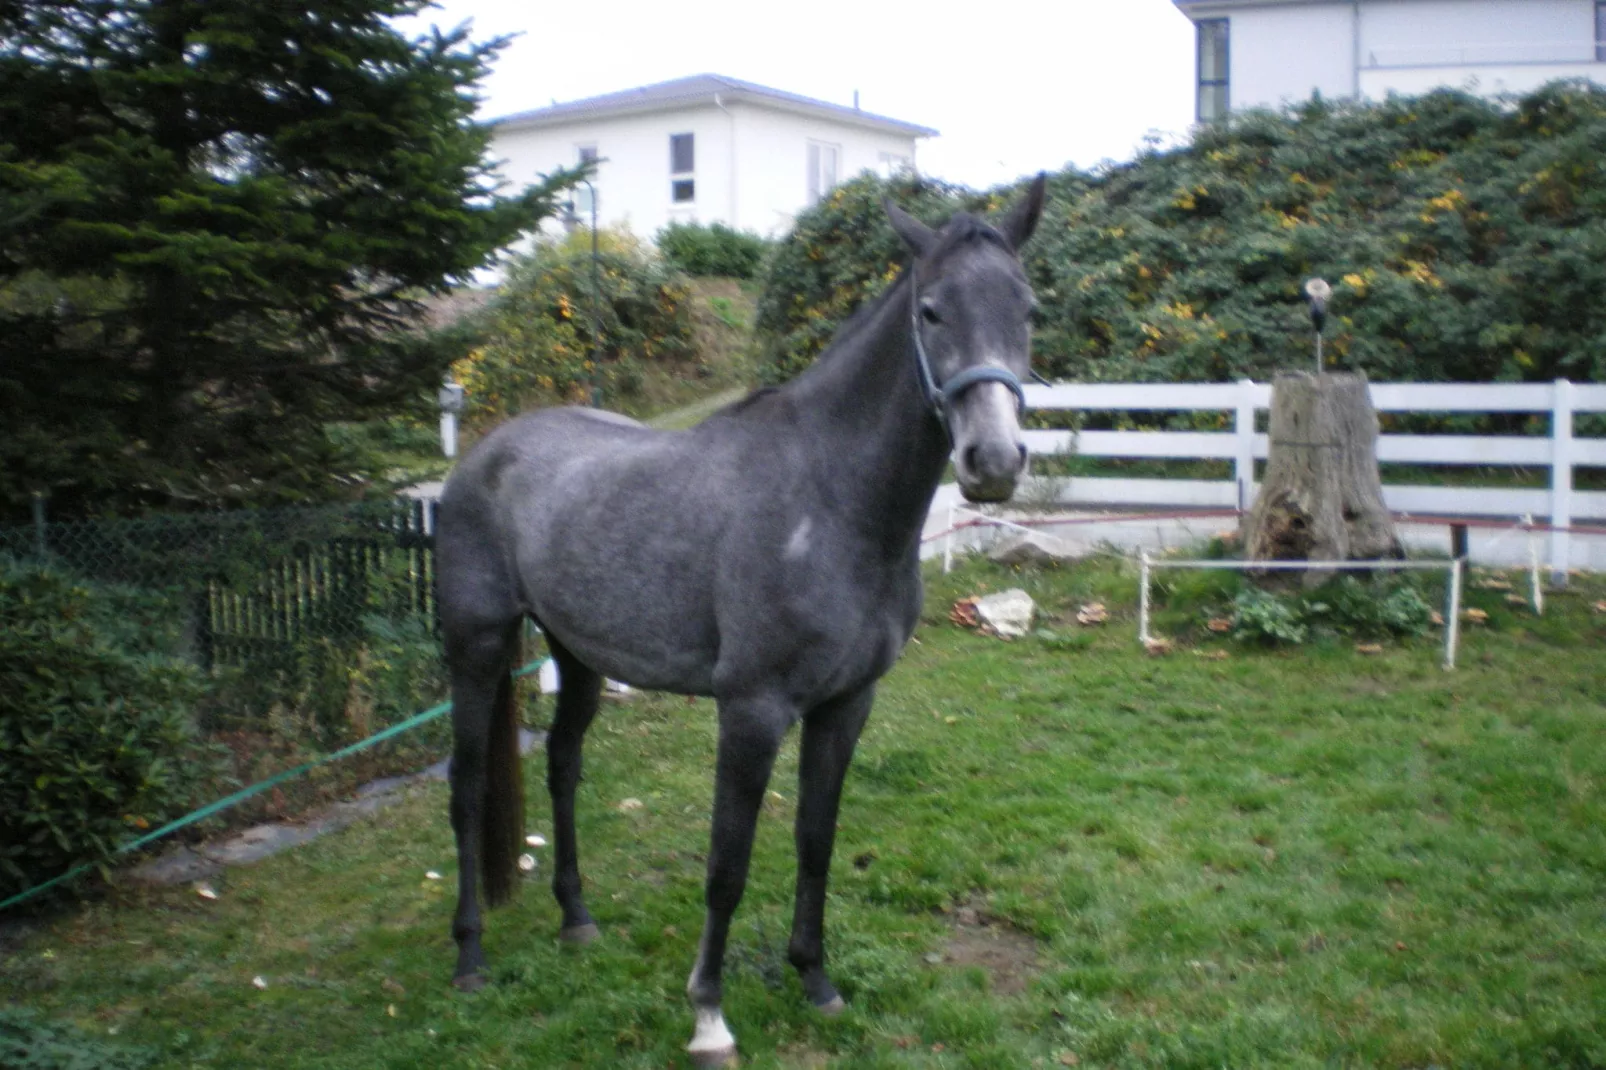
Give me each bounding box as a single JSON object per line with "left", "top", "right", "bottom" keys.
{"left": 788, "top": 684, "right": 874, "bottom": 1014}
{"left": 686, "top": 694, "right": 793, "bottom": 1068}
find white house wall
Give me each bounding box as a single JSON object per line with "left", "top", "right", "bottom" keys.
{"left": 727, "top": 105, "right": 921, "bottom": 237}
{"left": 1208, "top": 0, "right": 1604, "bottom": 113}
{"left": 1358, "top": 0, "right": 1594, "bottom": 67}
{"left": 1229, "top": 2, "right": 1358, "bottom": 108}
{"left": 490, "top": 104, "right": 921, "bottom": 243}
{"left": 491, "top": 105, "right": 736, "bottom": 242}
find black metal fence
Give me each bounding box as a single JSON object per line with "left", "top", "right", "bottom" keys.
{"left": 0, "top": 498, "right": 441, "bottom": 674}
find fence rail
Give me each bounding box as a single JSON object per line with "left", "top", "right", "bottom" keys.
{"left": 1020, "top": 379, "right": 1606, "bottom": 574}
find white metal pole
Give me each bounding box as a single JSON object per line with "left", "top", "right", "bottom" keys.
{"left": 1549, "top": 378, "right": 1573, "bottom": 585}
{"left": 1529, "top": 531, "right": 1543, "bottom": 616}
{"left": 1444, "top": 558, "right": 1463, "bottom": 671}
{"left": 440, "top": 412, "right": 458, "bottom": 459}
{"left": 1138, "top": 550, "right": 1152, "bottom": 646}
{"left": 942, "top": 513, "right": 951, "bottom": 574}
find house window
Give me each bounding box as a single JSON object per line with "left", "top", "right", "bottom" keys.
{"left": 1196, "top": 18, "right": 1229, "bottom": 123}
{"left": 670, "top": 132, "right": 694, "bottom": 203}
{"left": 807, "top": 141, "right": 839, "bottom": 204}
{"left": 1597, "top": 1, "right": 1606, "bottom": 62}
{"left": 878, "top": 152, "right": 912, "bottom": 178}
{"left": 575, "top": 144, "right": 598, "bottom": 217}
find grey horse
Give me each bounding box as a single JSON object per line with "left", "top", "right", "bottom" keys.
{"left": 435, "top": 174, "right": 1046, "bottom": 1066}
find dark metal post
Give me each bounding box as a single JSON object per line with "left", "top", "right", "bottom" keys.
{"left": 30, "top": 491, "right": 46, "bottom": 561}
{"left": 581, "top": 177, "right": 603, "bottom": 409}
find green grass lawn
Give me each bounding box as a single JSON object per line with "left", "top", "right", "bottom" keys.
{"left": 4, "top": 557, "right": 1605, "bottom": 1069}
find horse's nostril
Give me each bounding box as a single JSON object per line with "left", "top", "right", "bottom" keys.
{"left": 961, "top": 444, "right": 980, "bottom": 475}
{"left": 1016, "top": 443, "right": 1029, "bottom": 466}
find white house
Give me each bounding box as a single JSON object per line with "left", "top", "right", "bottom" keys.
{"left": 1174, "top": 0, "right": 1606, "bottom": 120}
{"left": 487, "top": 74, "right": 937, "bottom": 240}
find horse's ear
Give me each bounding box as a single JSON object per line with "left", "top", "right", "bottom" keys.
{"left": 884, "top": 198, "right": 936, "bottom": 257}
{"left": 998, "top": 172, "right": 1048, "bottom": 250}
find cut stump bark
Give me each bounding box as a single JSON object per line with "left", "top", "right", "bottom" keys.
{"left": 1242, "top": 371, "right": 1401, "bottom": 587}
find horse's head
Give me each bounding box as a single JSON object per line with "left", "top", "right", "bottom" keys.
{"left": 886, "top": 174, "right": 1046, "bottom": 503}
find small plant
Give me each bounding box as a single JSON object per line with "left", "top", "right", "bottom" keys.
{"left": 706, "top": 295, "right": 747, "bottom": 330}
{"left": 656, "top": 221, "right": 768, "bottom": 279}
{"left": 1304, "top": 575, "right": 1436, "bottom": 637}
{"left": 1227, "top": 574, "right": 1437, "bottom": 645}
{"left": 1231, "top": 585, "right": 1309, "bottom": 645}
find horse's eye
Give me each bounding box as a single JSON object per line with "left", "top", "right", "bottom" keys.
{"left": 920, "top": 302, "right": 941, "bottom": 325}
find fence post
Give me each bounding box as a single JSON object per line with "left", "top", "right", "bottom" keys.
{"left": 1234, "top": 378, "right": 1257, "bottom": 515}
{"left": 1549, "top": 378, "right": 1573, "bottom": 585}
{"left": 30, "top": 492, "right": 46, "bottom": 560}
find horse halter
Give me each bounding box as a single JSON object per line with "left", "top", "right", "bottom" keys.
{"left": 908, "top": 276, "right": 1028, "bottom": 444}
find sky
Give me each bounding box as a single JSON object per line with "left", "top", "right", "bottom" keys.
{"left": 394, "top": 0, "right": 1200, "bottom": 190}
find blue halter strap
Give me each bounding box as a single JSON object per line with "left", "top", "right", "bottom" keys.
{"left": 909, "top": 277, "right": 1027, "bottom": 442}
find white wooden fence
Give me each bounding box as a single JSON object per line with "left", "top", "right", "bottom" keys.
{"left": 1018, "top": 379, "right": 1606, "bottom": 574}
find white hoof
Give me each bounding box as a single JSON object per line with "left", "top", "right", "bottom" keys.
{"left": 688, "top": 1007, "right": 737, "bottom": 1067}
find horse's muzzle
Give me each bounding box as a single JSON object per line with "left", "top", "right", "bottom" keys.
{"left": 956, "top": 438, "right": 1028, "bottom": 503}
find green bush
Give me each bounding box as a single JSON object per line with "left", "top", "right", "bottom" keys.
{"left": 453, "top": 229, "right": 697, "bottom": 424}
{"left": 656, "top": 221, "right": 769, "bottom": 279}
{"left": 755, "top": 83, "right": 1606, "bottom": 394}
{"left": 0, "top": 561, "right": 226, "bottom": 900}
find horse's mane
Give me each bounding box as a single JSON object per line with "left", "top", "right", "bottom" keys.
{"left": 710, "top": 212, "right": 1012, "bottom": 412}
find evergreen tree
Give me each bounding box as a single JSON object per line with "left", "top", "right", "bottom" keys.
{"left": 0, "top": 0, "right": 571, "bottom": 518}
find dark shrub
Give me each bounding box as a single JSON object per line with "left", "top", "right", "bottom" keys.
{"left": 0, "top": 561, "right": 225, "bottom": 900}
{"left": 656, "top": 221, "right": 769, "bottom": 279}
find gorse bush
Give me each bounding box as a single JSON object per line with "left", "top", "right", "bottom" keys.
{"left": 0, "top": 561, "right": 226, "bottom": 900}
{"left": 656, "top": 221, "right": 769, "bottom": 279}
{"left": 756, "top": 82, "right": 1606, "bottom": 391}
{"left": 453, "top": 229, "right": 697, "bottom": 425}
{"left": 753, "top": 173, "right": 994, "bottom": 384}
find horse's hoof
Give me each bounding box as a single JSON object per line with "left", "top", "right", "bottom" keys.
{"left": 451, "top": 972, "right": 487, "bottom": 993}
{"left": 814, "top": 995, "right": 847, "bottom": 1017}
{"left": 688, "top": 1046, "right": 738, "bottom": 1068}
{"left": 559, "top": 921, "right": 600, "bottom": 944}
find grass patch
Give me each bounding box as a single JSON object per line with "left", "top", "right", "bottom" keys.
{"left": 4, "top": 556, "right": 1604, "bottom": 1068}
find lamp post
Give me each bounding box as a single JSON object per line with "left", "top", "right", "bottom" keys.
{"left": 1304, "top": 277, "right": 1332, "bottom": 373}
{"left": 567, "top": 178, "right": 604, "bottom": 409}
{"left": 437, "top": 379, "right": 464, "bottom": 458}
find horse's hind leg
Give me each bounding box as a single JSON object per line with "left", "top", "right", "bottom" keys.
{"left": 788, "top": 684, "right": 874, "bottom": 1014}
{"left": 543, "top": 633, "right": 604, "bottom": 941}
{"left": 445, "top": 617, "right": 522, "bottom": 990}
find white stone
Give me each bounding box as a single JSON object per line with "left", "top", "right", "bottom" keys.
{"left": 974, "top": 589, "right": 1035, "bottom": 638}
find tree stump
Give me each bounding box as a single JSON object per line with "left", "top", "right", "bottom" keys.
{"left": 1242, "top": 371, "right": 1401, "bottom": 587}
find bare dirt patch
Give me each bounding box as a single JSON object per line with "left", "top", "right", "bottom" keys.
{"left": 939, "top": 903, "right": 1041, "bottom": 996}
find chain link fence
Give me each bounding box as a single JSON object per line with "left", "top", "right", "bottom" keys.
{"left": 1, "top": 499, "right": 447, "bottom": 740}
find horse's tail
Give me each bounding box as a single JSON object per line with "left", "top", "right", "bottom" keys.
{"left": 480, "top": 647, "right": 525, "bottom": 908}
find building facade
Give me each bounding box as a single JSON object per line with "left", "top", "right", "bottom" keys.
{"left": 1175, "top": 0, "right": 1606, "bottom": 120}
{"left": 488, "top": 74, "right": 936, "bottom": 240}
